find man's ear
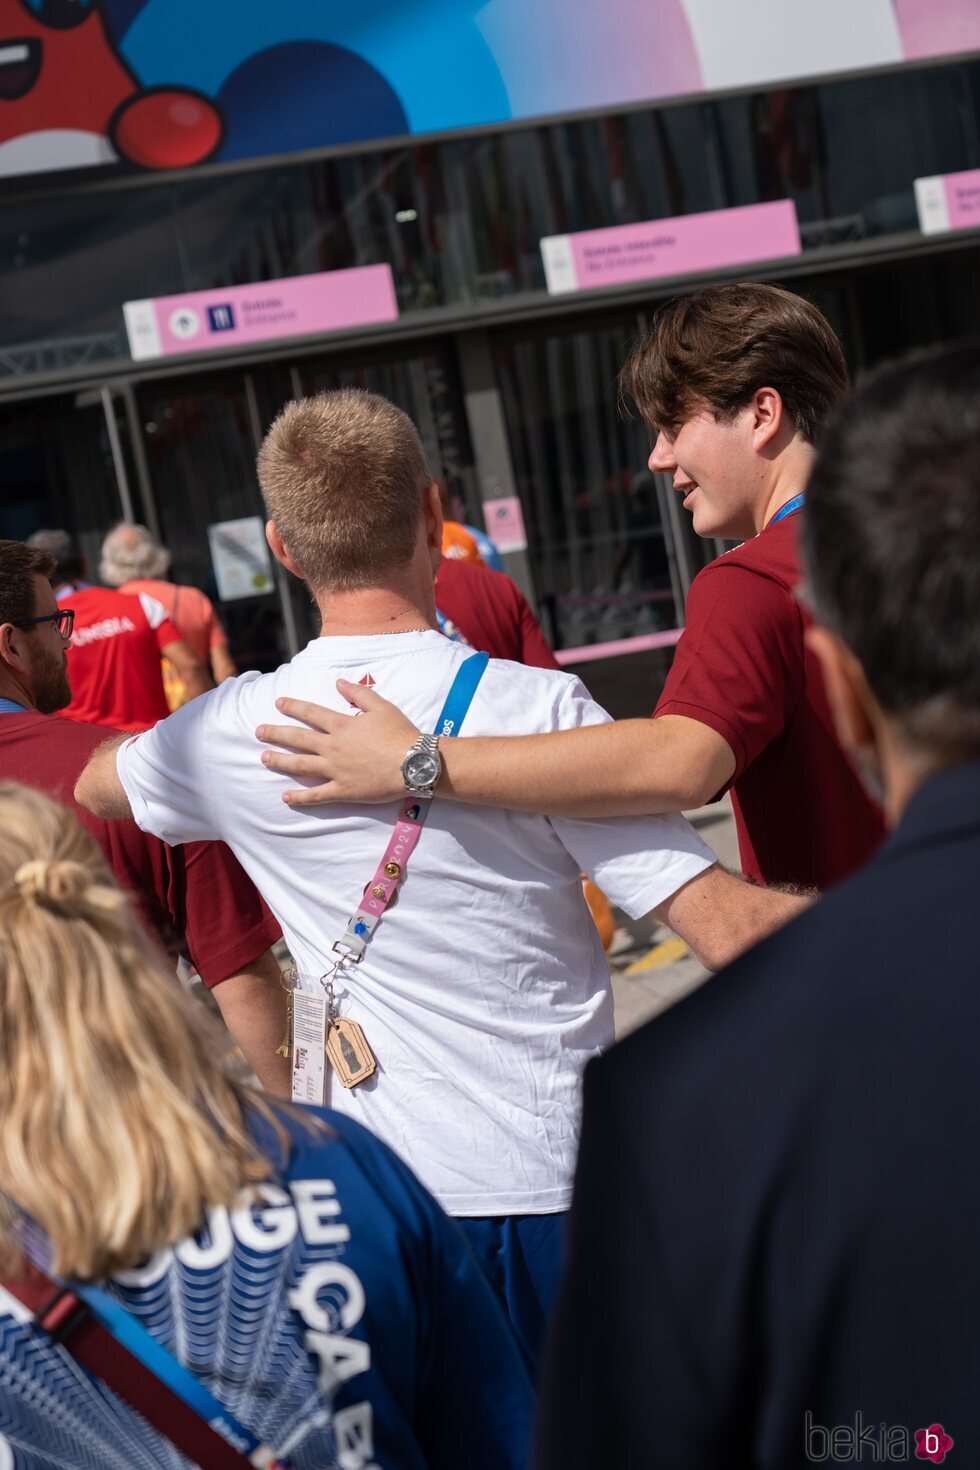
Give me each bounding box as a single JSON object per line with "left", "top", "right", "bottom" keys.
{"left": 422, "top": 482, "right": 444, "bottom": 556}
{"left": 265, "top": 521, "right": 303, "bottom": 579}
{"left": 750, "top": 386, "right": 785, "bottom": 453}
{"left": 0, "top": 621, "right": 29, "bottom": 674}
{"left": 805, "top": 624, "right": 877, "bottom": 756}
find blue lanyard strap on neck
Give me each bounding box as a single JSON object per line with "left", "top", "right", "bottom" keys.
{"left": 434, "top": 649, "right": 488, "bottom": 737}
{"left": 0, "top": 698, "right": 29, "bottom": 714}
{"left": 767, "top": 493, "right": 806, "bottom": 528}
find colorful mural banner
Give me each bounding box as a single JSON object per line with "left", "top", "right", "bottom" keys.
{"left": 122, "top": 265, "right": 398, "bottom": 360}
{"left": 914, "top": 168, "right": 980, "bottom": 235}
{"left": 541, "top": 200, "right": 802, "bottom": 295}
{"left": 2, "top": 0, "right": 980, "bottom": 185}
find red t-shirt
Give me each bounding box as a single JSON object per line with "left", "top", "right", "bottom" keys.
{"left": 61, "top": 585, "right": 180, "bottom": 732}
{"left": 654, "top": 512, "right": 886, "bottom": 889}
{"left": 435, "top": 559, "right": 560, "bottom": 670}
{"left": 0, "top": 709, "right": 281, "bottom": 985}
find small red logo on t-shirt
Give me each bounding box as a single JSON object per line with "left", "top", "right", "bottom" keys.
{"left": 347, "top": 672, "right": 377, "bottom": 710}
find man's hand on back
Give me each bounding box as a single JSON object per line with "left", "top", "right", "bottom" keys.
{"left": 257, "top": 679, "right": 420, "bottom": 807}
{"left": 257, "top": 682, "right": 738, "bottom": 819}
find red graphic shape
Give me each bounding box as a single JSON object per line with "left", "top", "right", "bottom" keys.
{"left": 357, "top": 674, "right": 376, "bottom": 687}
{"left": 111, "top": 87, "right": 223, "bottom": 169}
{"left": 0, "top": 0, "right": 133, "bottom": 145}
{"left": 0, "top": 0, "right": 223, "bottom": 172}
{"left": 916, "top": 1424, "right": 954, "bottom": 1463}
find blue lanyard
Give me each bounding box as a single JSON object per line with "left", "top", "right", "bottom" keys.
{"left": 0, "top": 698, "right": 29, "bottom": 714}
{"left": 19, "top": 1210, "right": 284, "bottom": 1470}
{"left": 435, "top": 648, "right": 488, "bottom": 736}
{"left": 767, "top": 493, "right": 805, "bottom": 527}
{"left": 436, "top": 607, "right": 471, "bottom": 645}
{"left": 71, "top": 1279, "right": 282, "bottom": 1466}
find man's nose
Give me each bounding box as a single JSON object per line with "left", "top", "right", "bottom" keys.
{"left": 648, "top": 431, "right": 676, "bottom": 474}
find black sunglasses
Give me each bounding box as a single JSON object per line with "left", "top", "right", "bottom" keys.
{"left": 15, "top": 608, "right": 75, "bottom": 638}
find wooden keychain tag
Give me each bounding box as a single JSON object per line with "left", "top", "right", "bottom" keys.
{"left": 326, "top": 1017, "right": 378, "bottom": 1089}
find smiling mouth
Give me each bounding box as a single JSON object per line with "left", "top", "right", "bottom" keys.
{"left": 0, "top": 39, "right": 41, "bottom": 101}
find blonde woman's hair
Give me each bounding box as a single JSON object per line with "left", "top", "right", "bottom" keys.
{"left": 257, "top": 388, "right": 432, "bottom": 592}
{"left": 0, "top": 783, "right": 289, "bottom": 1281}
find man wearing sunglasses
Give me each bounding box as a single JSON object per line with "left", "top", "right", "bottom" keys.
{"left": 0, "top": 539, "right": 289, "bottom": 1097}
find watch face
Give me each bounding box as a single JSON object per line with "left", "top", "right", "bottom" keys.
{"left": 405, "top": 751, "right": 440, "bottom": 788}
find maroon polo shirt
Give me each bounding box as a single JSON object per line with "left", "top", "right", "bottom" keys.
{"left": 0, "top": 709, "right": 281, "bottom": 985}
{"left": 654, "top": 511, "right": 886, "bottom": 890}
{"left": 436, "top": 559, "right": 560, "bottom": 670}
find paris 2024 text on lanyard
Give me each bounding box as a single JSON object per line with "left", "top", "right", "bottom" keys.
{"left": 286, "top": 651, "right": 489, "bottom": 1105}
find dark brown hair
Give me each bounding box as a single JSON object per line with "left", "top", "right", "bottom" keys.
{"left": 620, "top": 282, "right": 849, "bottom": 443}
{"left": 803, "top": 341, "right": 980, "bottom": 762}
{"left": 0, "top": 542, "right": 56, "bottom": 628}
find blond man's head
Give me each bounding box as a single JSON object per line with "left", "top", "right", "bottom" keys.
{"left": 257, "top": 389, "right": 432, "bottom": 592}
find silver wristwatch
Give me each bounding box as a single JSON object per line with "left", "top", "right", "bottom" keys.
{"left": 401, "top": 733, "right": 442, "bottom": 799}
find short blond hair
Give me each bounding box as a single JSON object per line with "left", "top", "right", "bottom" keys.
{"left": 257, "top": 388, "right": 432, "bottom": 591}
{"left": 0, "top": 783, "right": 290, "bottom": 1280}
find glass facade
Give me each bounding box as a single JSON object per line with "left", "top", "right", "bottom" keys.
{"left": 2, "top": 57, "right": 979, "bottom": 379}
{"left": 2, "top": 56, "right": 980, "bottom": 703}
{"left": 493, "top": 314, "right": 698, "bottom": 651}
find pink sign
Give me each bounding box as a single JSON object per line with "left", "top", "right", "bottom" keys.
{"left": 482, "top": 497, "right": 527, "bottom": 553}
{"left": 540, "top": 200, "right": 801, "bottom": 294}
{"left": 123, "top": 265, "right": 398, "bottom": 361}
{"left": 915, "top": 169, "right": 980, "bottom": 235}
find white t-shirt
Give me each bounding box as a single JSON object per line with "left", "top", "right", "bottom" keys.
{"left": 117, "top": 631, "right": 715, "bottom": 1214}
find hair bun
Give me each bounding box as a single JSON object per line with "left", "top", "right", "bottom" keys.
{"left": 14, "top": 858, "right": 93, "bottom": 912}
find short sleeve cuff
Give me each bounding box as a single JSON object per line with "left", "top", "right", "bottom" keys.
{"left": 654, "top": 699, "right": 748, "bottom": 784}
{"left": 116, "top": 736, "right": 156, "bottom": 833}
{"left": 611, "top": 849, "right": 716, "bottom": 922}
{"left": 197, "top": 912, "right": 282, "bottom": 988}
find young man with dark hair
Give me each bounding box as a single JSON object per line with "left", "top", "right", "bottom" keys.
{"left": 0, "top": 540, "right": 289, "bottom": 1096}
{"left": 535, "top": 342, "right": 980, "bottom": 1469}
{"left": 253, "top": 283, "right": 885, "bottom": 891}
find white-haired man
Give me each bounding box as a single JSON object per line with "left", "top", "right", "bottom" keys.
{"left": 101, "top": 522, "right": 238, "bottom": 703}
{"left": 77, "top": 388, "right": 807, "bottom": 1370}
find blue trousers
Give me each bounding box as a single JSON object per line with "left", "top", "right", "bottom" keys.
{"left": 458, "top": 1212, "right": 567, "bottom": 1377}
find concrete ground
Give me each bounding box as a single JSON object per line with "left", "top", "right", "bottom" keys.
{"left": 608, "top": 795, "right": 739, "bottom": 1038}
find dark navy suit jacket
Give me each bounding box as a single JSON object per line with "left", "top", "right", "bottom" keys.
{"left": 536, "top": 762, "right": 980, "bottom": 1469}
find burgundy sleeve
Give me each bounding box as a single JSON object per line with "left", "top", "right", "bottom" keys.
{"left": 654, "top": 561, "right": 804, "bottom": 782}
{"left": 169, "top": 838, "right": 282, "bottom": 987}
